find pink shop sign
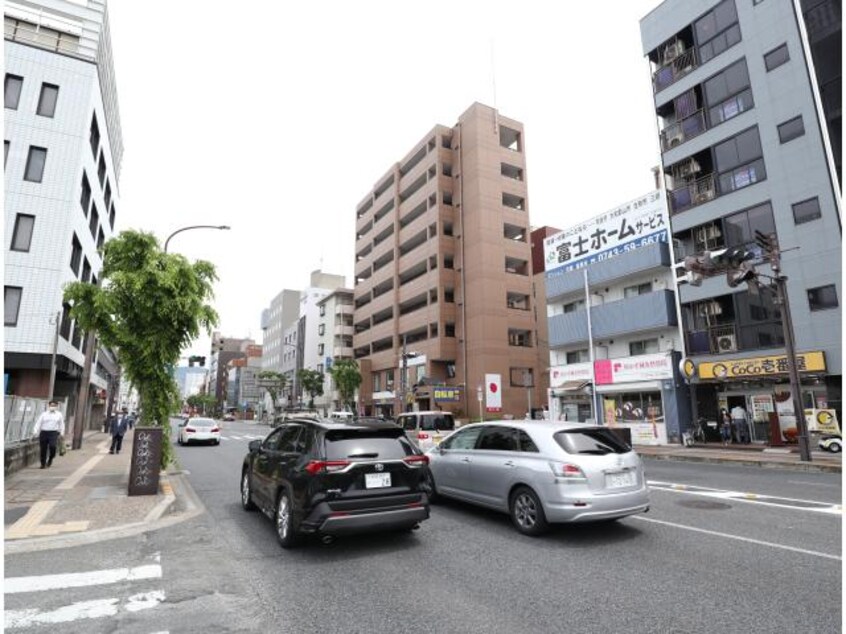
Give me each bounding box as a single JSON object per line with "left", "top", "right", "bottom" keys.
{"left": 594, "top": 354, "right": 673, "bottom": 385}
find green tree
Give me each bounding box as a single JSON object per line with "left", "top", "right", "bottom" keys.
{"left": 258, "top": 370, "right": 286, "bottom": 412}
{"left": 297, "top": 369, "right": 324, "bottom": 410}
{"left": 328, "top": 359, "right": 361, "bottom": 411}
{"left": 64, "top": 230, "right": 218, "bottom": 469}
{"left": 186, "top": 394, "right": 216, "bottom": 415}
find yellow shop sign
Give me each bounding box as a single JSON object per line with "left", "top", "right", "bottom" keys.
{"left": 698, "top": 351, "right": 826, "bottom": 380}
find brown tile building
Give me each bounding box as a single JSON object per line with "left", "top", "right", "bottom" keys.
{"left": 353, "top": 102, "right": 547, "bottom": 420}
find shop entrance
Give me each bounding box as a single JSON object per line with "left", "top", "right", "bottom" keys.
{"left": 726, "top": 395, "right": 753, "bottom": 442}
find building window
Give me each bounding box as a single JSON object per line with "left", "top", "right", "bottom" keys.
{"left": 70, "top": 233, "right": 82, "bottom": 274}
{"left": 703, "top": 58, "right": 753, "bottom": 126}
{"left": 316, "top": 364, "right": 323, "bottom": 374}
{"left": 714, "top": 127, "right": 765, "bottom": 194}
{"left": 10, "top": 214, "right": 35, "bottom": 252}
{"left": 318, "top": 324, "right": 325, "bottom": 336}
{"left": 624, "top": 282, "right": 653, "bottom": 298}
{"left": 445, "top": 323, "right": 455, "bottom": 337}
{"left": 59, "top": 304, "right": 72, "bottom": 339}
{"left": 373, "top": 372, "right": 381, "bottom": 392}
{"left": 510, "top": 367, "right": 534, "bottom": 387}
{"left": 4, "top": 286, "right": 22, "bottom": 325}
{"left": 319, "top": 304, "right": 326, "bottom": 316}
{"left": 777, "top": 116, "right": 805, "bottom": 144}
{"left": 36, "top": 83, "right": 59, "bottom": 117}
{"left": 89, "top": 203, "right": 99, "bottom": 239}
{"left": 81, "top": 257, "right": 91, "bottom": 283}
{"left": 109, "top": 203, "right": 116, "bottom": 229}
{"left": 80, "top": 173, "right": 91, "bottom": 217}
{"left": 792, "top": 197, "right": 822, "bottom": 224}
{"left": 5, "top": 74, "right": 23, "bottom": 109}
{"left": 508, "top": 329, "right": 532, "bottom": 347}
{"left": 764, "top": 44, "right": 789, "bottom": 72}
{"left": 807, "top": 285, "right": 838, "bottom": 311}
{"left": 4, "top": 140, "right": 9, "bottom": 167}
{"left": 694, "top": 0, "right": 741, "bottom": 64}
{"left": 104, "top": 180, "right": 111, "bottom": 208}
{"left": 444, "top": 255, "right": 454, "bottom": 269}
{"left": 630, "top": 338, "right": 660, "bottom": 356}
{"left": 97, "top": 152, "right": 106, "bottom": 186}
{"left": 563, "top": 299, "right": 585, "bottom": 313}
{"left": 97, "top": 228, "right": 105, "bottom": 251}
{"left": 444, "top": 288, "right": 454, "bottom": 303}
{"left": 24, "top": 146, "right": 47, "bottom": 182}
{"left": 317, "top": 343, "right": 324, "bottom": 355}
{"left": 566, "top": 349, "right": 589, "bottom": 364}
{"left": 723, "top": 201, "right": 775, "bottom": 246}
{"left": 90, "top": 113, "right": 100, "bottom": 157}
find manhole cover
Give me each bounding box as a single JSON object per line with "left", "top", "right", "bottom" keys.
{"left": 677, "top": 499, "right": 732, "bottom": 510}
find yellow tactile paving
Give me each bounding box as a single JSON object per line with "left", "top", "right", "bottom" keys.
{"left": 4, "top": 501, "right": 57, "bottom": 539}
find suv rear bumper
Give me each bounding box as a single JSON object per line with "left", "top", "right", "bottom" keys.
{"left": 303, "top": 502, "right": 430, "bottom": 536}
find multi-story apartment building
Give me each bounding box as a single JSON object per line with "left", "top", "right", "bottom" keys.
{"left": 209, "top": 333, "right": 253, "bottom": 409}
{"left": 316, "top": 288, "right": 354, "bottom": 411}
{"left": 174, "top": 366, "right": 208, "bottom": 401}
{"left": 226, "top": 344, "right": 262, "bottom": 416}
{"left": 4, "top": 1, "right": 123, "bottom": 426}
{"left": 641, "top": 0, "right": 842, "bottom": 439}
{"left": 544, "top": 190, "right": 690, "bottom": 445}
{"left": 353, "top": 102, "right": 545, "bottom": 419}
{"left": 260, "top": 289, "right": 300, "bottom": 374}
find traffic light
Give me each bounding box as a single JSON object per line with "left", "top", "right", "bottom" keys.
{"left": 723, "top": 246, "right": 758, "bottom": 288}
{"left": 188, "top": 355, "right": 206, "bottom": 367}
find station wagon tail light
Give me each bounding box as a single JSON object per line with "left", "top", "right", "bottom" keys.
{"left": 305, "top": 460, "right": 350, "bottom": 475}
{"left": 549, "top": 462, "right": 586, "bottom": 479}
{"left": 417, "top": 433, "right": 430, "bottom": 440}
{"left": 403, "top": 455, "right": 429, "bottom": 467}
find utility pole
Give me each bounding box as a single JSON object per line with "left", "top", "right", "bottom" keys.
{"left": 48, "top": 310, "right": 60, "bottom": 401}
{"left": 401, "top": 335, "right": 408, "bottom": 415}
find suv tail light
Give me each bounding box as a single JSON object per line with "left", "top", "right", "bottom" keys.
{"left": 417, "top": 433, "right": 430, "bottom": 440}
{"left": 211, "top": 427, "right": 220, "bottom": 433}
{"left": 185, "top": 428, "right": 195, "bottom": 433}
{"left": 305, "top": 460, "right": 351, "bottom": 475}
{"left": 403, "top": 455, "right": 429, "bottom": 467}
{"left": 549, "top": 462, "right": 586, "bottom": 479}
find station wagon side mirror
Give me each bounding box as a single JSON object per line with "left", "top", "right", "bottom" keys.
{"left": 248, "top": 440, "right": 262, "bottom": 453}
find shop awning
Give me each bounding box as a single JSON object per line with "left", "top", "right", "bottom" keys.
{"left": 551, "top": 381, "right": 591, "bottom": 396}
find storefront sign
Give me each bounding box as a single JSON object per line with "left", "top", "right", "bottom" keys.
{"left": 679, "top": 358, "right": 696, "bottom": 380}
{"left": 433, "top": 386, "right": 461, "bottom": 403}
{"left": 613, "top": 422, "right": 668, "bottom": 446}
{"left": 751, "top": 394, "right": 774, "bottom": 424}
{"left": 594, "top": 353, "right": 673, "bottom": 385}
{"left": 544, "top": 190, "right": 668, "bottom": 275}
{"left": 806, "top": 409, "right": 840, "bottom": 434}
{"left": 698, "top": 351, "right": 826, "bottom": 380}
{"left": 549, "top": 363, "right": 593, "bottom": 388}
{"left": 485, "top": 374, "right": 502, "bottom": 413}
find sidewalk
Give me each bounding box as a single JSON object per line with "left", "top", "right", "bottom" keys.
{"left": 4, "top": 428, "right": 197, "bottom": 554}
{"left": 637, "top": 442, "right": 842, "bottom": 473}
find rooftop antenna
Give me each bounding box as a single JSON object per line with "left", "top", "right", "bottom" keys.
{"left": 490, "top": 38, "right": 499, "bottom": 135}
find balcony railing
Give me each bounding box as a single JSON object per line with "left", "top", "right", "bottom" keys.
{"left": 668, "top": 173, "right": 716, "bottom": 215}
{"left": 686, "top": 324, "right": 738, "bottom": 355}
{"left": 660, "top": 109, "right": 707, "bottom": 152}
{"left": 652, "top": 49, "right": 698, "bottom": 92}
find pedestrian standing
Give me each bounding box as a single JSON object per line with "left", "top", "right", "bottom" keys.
{"left": 109, "top": 407, "right": 130, "bottom": 454}
{"left": 720, "top": 409, "right": 732, "bottom": 446}
{"left": 34, "top": 400, "right": 65, "bottom": 469}
{"left": 731, "top": 404, "right": 751, "bottom": 444}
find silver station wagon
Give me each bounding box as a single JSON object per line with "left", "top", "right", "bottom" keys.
{"left": 426, "top": 421, "right": 650, "bottom": 535}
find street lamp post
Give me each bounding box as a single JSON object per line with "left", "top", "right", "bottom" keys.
{"left": 164, "top": 225, "right": 230, "bottom": 253}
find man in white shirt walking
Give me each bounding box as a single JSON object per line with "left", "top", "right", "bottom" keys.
{"left": 34, "top": 400, "right": 65, "bottom": 469}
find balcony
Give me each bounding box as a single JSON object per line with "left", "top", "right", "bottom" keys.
{"left": 668, "top": 172, "right": 717, "bottom": 215}
{"left": 547, "top": 290, "right": 677, "bottom": 348}
{"left": 686, "top": 324, "right": 739, "bottom": 356}
{"left": 652, "top": 47, "right": 698, "bottom": 93}
{"left": 333, "top": 346, "right": 354, "bottom": 358}
{"left": 660, "top": 109, "right": 706, "bottom": 152}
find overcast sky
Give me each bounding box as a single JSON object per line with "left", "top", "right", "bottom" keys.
{"left": 107, "top": 0, "right": 662, "bottom": 360}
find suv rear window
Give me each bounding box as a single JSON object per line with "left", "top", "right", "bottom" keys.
{"left": 420, "top": 414, "right": 455, "bottom": 431}
{"left": 324, "top": 429, "right": 415, "bottom": 460}
{"left": 554, "top": 428, "right": 631, "bottom": 455}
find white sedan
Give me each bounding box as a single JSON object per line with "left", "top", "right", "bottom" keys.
{"left": 177, "top": 417, "right": 221, "bottom": 446}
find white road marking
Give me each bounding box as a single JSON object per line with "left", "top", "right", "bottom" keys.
{"left": 5, "top": 590, "right": 164, "bottom": 629}
{"left": 647, "top": 480, "right": 842, "bottom": 516}
{"left": 632, "top": 515, "right": 841, "bottom": 561}
{"left": 5, "top": 562, "right": 162, "bottom": 594}
{"left": 787, "top": 480, "right": 842, "bottom": 489}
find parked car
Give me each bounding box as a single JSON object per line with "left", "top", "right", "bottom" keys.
{"left": 223, "top": 412, "right": 236, "bottom": 421}
{"left": 818, "top": 434, "right": 842, "bottom": 453}
{"left": 240, "top": 417, "right": 431, "bottom": 547}
{"left": 271, "top": 409, "right": 320, "bottom": 427}
{"left": 177, "top": 417, "right": 221, "bottom": 446}
{"left": 426, "top": 421, "right": 649, "bottom": 535}
{"left": 396, "top": 411, "right": 456, "bottom": 452}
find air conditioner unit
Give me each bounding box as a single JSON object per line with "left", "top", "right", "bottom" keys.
{"left": 698, "top": 301, "right": 723, "bottom": 316}
{"left": 716, "top": 333, "right": 737, "bottom": 352}
{"left": 677, "top": 158, "right": 701, "bottom": 178}
{"left": 662, "top": 40, "right": 685, "bottom": 65}
{"left": 666, "top": 129, "right": 685, "bottom": 148}
{"left": 694, "top": 187, "right": 715, "bottom": 204}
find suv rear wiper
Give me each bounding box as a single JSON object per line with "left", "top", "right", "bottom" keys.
{"left": 346, "top": 452, "right": 379, "bottom": 459}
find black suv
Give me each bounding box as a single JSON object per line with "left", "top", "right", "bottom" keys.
{"left": 240, "top": 418, "right": 431, "bottom": 547}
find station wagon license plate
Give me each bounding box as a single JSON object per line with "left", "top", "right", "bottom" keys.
{"left": 365, "top": 473, "right": 392, "bottom": 489}
{"left": 605, "top": 470, "right": 636, "bottom": 489}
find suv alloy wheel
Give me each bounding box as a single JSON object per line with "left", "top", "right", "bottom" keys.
{"left": 241, "top": 470, "right": 256, "bottom": 511}
{"left": 509, "top": 486, "right": 549, "bottom": 536}
{"left": 276, "top": 490, "right": 298, "bottom": 548}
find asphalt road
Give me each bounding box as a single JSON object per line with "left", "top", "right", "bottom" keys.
{"left": 5, "top": 418, "right": 842, "bottom": 633}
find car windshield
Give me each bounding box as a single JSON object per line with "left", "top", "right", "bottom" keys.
{"left": 324, "top": 429, "right": 414, "bottom": 460}
{"left": 189, "top": 418, "right": 215, "bottom": 427}
{"left": 553, "top": 428, "right": 631, "bottom": 455}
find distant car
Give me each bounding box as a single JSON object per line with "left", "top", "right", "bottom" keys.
{"left": 396, "top": 411, "right": 456, "bottom": 452}
{"left": 223, "top": 413, "right": 236, "bottom": 421}
{"left": 240, "top": 417, "right": 431, "bottom": 548}
{"left": 426, "top": 421, "right": 649, "bottom": 535}
{"left": 177, "top": 417, "right": 221, "bottom": 446}
{"left": 272, "top": 410, "right": 320, "bottom": 427}
{"left": 328, "top": 411, "right": 355, "bottom": 421}
{"left": 818, "top": 434, "right": 842, "bottom": 453}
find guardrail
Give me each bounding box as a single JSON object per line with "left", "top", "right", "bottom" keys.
{"left": 5, "top": 396, "right": 48, "bottom": 445}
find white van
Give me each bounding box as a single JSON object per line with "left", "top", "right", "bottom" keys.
{"left": 396, "top": 411, "right": 456, "bottom": 452}
{"left": 328, "top": 411, "right": 355, "bottom": 421}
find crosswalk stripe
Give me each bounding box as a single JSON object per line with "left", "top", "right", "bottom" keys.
{"left": 5, "top": 564, "right": 162, "bottom": 594}
{"left": 4, "top": 590, "right": 165, "bottom": 629}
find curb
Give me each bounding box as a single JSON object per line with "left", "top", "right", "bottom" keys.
{"left": 4, "top": 472, "right": 202, "bottom": 555}
{"left": 641, "top": 453, "right": 842, "bottom": 473}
